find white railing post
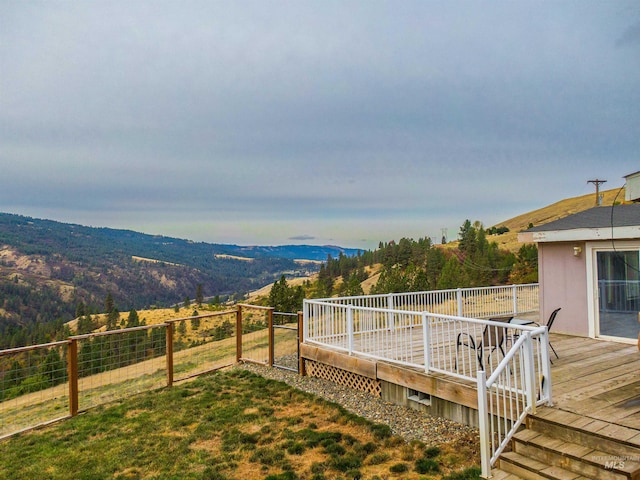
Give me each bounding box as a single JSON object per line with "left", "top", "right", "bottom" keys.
{"left": 347, "top": 305, "right": 354, "bottom": 355}
{"left": 387, "top": 293, "right": 395, "bottom": 330}
{"left": 457, "top": 288, "right": 463, "bottom": 317}
{"left": 477, "top": 370, "right": 492, "bottom": 479}
{"left": 539, "top": 329, "right": 553, "bottom": 406}
{"left": 423, "top": 312, "right": 430, "bottom": 373}
{"left": 522, "top": 332, "right": 536, "bottom": 415}
{"left": 303, "top": 301, "right": 309, "bottom": 342}
{"left": 512, "top": 285, "right": 518, "bottom": 315}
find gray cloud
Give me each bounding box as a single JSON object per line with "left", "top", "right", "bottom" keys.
{"left": 289, "top": 235, "right": 316, "bottom": 241}
{"left": 1, "top": 1, "right": 638, "bottom": 248}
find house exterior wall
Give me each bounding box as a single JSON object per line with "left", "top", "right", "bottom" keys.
{"left": 539, "top": 241, "right": 588, "bottom": 336}
{"left": 625, "top": 171, "right": 640, "bottom": 202}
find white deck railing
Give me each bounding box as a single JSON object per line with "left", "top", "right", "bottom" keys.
{"left": 303, "top": 283, "right": 549, "bottom": 478}
{"left": 316, "top": 284, "right": 539, "bottom": 318}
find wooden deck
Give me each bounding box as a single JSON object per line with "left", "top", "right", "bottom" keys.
{"left": 548, "top": 333, "right": 640, "bottom": 430}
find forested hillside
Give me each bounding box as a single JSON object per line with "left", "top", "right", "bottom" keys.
{"left": 315, "top": 220, "right": 536, "bottom": 297}
{"left": 264, "top": 219, "right": 537, "bottom": 313}
{"left": 0, "top": 213, "right": 357, "bottom": 348}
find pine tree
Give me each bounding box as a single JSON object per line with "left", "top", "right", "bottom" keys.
{"left": 126, "top": 309, "right": 140, "bottom": 328}
{"left": 437, "top": 257, "right": 466, "bottom": 290}
{"left": 195, "top": 284, "right": 204, "bottom": 307}
{"left": 190, "top": 311, "right": 200, "bottom": 330}
{"left": 105, "top": 293, "right": 114, "bottom": 315}
{"left": 39, "top": 347, "right": 66, "bottom": 387}
{"left": 75, "top": 301, "right": 86, "bottom": 318}
{"left": 177, "top": 320, "right": 187, "bottom": 336}
{"left": 105, "top": 293, "right": 119, "bottom": 330}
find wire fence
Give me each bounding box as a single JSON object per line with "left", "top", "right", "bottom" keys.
{"left": 272, "top": 312, "right": 301, "bottom": 372}
{"left": 237, "top": 304, "right": 273, "bottom": 365}
{"left": 0, "top": 308, "right": 256, "bottom": 439}
{"left": 167, "top": 310, "right": 238, "bottom": 382}
{"left": 0, "top": 341, "right": 70, "bottom": 439}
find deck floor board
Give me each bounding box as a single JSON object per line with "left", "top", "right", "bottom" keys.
{"left": 549, "top": 334, "right": 640, "bottom": 433}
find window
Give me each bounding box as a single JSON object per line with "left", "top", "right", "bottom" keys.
{"left": 407, "top": 389, "right": 431, "bottom": 405}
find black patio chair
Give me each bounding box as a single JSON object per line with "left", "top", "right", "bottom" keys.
{"left": 455, "top": 324, "right": 506, "bottom": 372}
{"left": 532, "top": 307, "right": 561, "bottom": 360}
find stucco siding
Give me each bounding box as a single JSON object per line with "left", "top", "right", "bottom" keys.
{"left": 539, "top": 242, "right": 588, "bottom": 336}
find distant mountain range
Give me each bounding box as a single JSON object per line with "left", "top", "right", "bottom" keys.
{"left": 0, "top": 212, "right": 361, "bottom": 343}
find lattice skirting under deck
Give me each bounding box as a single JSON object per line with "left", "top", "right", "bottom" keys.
{"left": 304, "top": 359, "right": 381, "bottom": 397}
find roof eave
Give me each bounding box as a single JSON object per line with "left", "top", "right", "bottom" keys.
{"left": 518, "top": 226, "right": 640, "bottom": 243}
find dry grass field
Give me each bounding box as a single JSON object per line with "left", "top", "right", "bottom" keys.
{"left": 447, "top": 188, "right": 623, "bottom": 253}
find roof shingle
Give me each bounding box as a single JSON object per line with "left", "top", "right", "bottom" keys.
{"left": 527, "top": 204, "right": 640, "bottom": 232}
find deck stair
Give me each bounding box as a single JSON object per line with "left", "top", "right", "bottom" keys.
{"left": 497, "top": 406, "right": 640, "bottom": 480}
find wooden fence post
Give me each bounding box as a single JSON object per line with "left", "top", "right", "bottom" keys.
{"left": 67, "top": 339, "right": 79, "bottom": 417}
{"left": 267, "top": 308, "right": 274, "bottom": 367}
{"left": 298, "top": 311, "right": 306, "bottom": 376}
{"left": 236, "top": 306, "right": 242, "bottom": 363}
{"left": 165, "top": 322, "right": 174, "bottom": 387}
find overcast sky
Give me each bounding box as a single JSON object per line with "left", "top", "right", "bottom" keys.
{"left": 1, "top": 1, "right": 638, "bottom": 250}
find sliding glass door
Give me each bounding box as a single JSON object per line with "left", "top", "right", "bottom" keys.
{"left": 597, "top": 250, "right": 640, "bottom": 339}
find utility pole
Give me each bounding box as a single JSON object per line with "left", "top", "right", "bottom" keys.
{"left": 587, "top": 179, "right": 607, "bottom": 206}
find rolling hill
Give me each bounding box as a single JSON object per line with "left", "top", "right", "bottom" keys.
{"left": 487, "top": 188, "right": 623, "bottom": 252}
{"left": 0, "top": 212, "right": 360, "bottom": 347}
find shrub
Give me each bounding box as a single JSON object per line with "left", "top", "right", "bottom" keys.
{"left": 346, "top": 468, "right": 363, "bottom": 479}
{"left": 322, "top": 441, "right": 345, "bottom": 456}
{"left": 369, "top": 423, "right": 392, "bottom": 440}
{"left": 249, "top": 447, "right": 285, "bottom": 466}
{"left": 415, "top": 457, "right": 440, "bottom": 474}
{"left": 443, "top": 466, "right": 482, "bottom": 480}
{"left": 310, "top": 462, "right": 327, "bottom": 474}
{"left": 264, "top": 472, "right": 298, "bottom": 480}
{"left": 400, "top": 444, "right": 415, "bottom": 461}
{"left": 286, "top": 442, "right": 305, "bottom": 455}
{"left": 390, "top": 463, "right": 409, "bottom": 473}
{"left": 367, "top": 453, "right": 390, "bottom": 465}
{"left": 424, "top": 446, "right": 441, "bottom": 458}
{"left": 330, "top": 453, "right": 362, "bottom": 472}
{"left": 201, "top": 467, "right": 229, "bottom": 480}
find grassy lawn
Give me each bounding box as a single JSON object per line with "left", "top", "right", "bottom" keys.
{"left": 0, "top": 369, "right": 480, "bottom": 480}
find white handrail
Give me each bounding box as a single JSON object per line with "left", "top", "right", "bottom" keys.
{"left": 477, "top": 326, "right": 550, "bottom": 478}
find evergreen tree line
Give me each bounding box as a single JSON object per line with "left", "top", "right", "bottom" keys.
{"left": 268, "top": 220, "right": 538, "bottom": 310}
